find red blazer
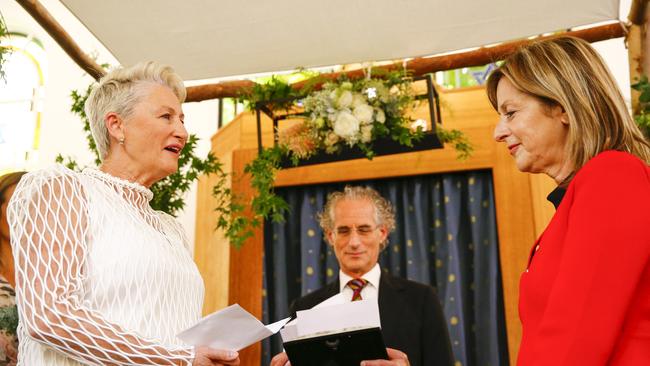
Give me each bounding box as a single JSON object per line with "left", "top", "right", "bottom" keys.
{"left": 517, "top": 151, "right": 650, "bottom": 365}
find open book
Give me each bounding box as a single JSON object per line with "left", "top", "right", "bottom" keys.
{"left": 281, "top": 294, "right": 388, "bottom": 365}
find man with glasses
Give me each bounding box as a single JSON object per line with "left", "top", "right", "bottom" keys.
{"left": 271, "top": 186, "right": 453, "bottom": 366}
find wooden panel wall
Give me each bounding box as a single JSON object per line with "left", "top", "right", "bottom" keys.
{"left": 227, "top": 149, "right": 265, "bottom": 363}
{"left": 194, "top": 86, "right": 556, "bottom": 366}
{"left": 529, "top": 174, "right": 557, "bottom": 237}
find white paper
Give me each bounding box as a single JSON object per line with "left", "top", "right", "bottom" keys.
{"left": 178, "top": 304, "right": 290, "bottom": 351}
{"left": 312, "top": 293, "right": 345, "bottom": 309}
{"left": 295, "top": 299, "right": 380, "bottom": 338}
{"left": 279, "top": 319, "right": 298, "bottom": 343}
{"left": 280, "top": 293, "right": 346, "bottom": 343}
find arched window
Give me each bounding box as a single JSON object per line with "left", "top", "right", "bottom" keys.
{"left": 0, "top": 33, "right": 46, "bottom": 174}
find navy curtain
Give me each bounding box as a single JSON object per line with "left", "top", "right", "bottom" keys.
{"left": 262, "top": 170, "right": 509, "bottom": 366}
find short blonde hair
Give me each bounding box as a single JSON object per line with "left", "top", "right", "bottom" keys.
{"left": 486, "top": 36, "right": 650, "bottom": 174}
{"left": 318, "top": 186, "right": 396, "bottom": 250}
{"left": 85, "top": 61, "right": 186, "bottom": 160}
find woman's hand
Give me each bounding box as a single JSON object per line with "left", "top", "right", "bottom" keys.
{"left": 360, "top": 348, "right": 410, "bottom": 366}
{"left": 193, "top": 346, "right": 240, "bottom": 366}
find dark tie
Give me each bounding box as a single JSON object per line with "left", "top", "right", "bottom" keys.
{"left": 347, "top": 278, "right": 369, "bottom": 301}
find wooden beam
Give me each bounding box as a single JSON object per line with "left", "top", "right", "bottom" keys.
{"left": 405, "top": 23, "right": 625, "bottom": 74}
{"left": 187, "top": 23, "right": 625, "bottom": 102}
{"left": 185, "top": 79, "right": 256, "bottom": 102}
{"left": 16, "top": 0, "right": 106, "bottom": 80}
{"left": 295, "top": 23, "right": 625, "bottom": 88}
{"left": 274, "top": 128, "right": 493, "bottom": 187}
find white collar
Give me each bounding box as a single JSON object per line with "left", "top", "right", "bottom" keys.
{"left": 339, "top": 263, "right": 381, "bottom": 292}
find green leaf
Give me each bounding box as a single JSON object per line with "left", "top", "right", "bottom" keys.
{"left": 0, "top": 305, "right": 18, "bottom": 336}
{"left": 639, "top": 91, "right": 650, "bottom": 103}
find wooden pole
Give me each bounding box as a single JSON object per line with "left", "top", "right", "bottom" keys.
{"left": 627, "top": 0, "right": 649, "bottom": 114}
{"left": 629, "top": 0, "right": 649, "bottom": 25}
{"left": 628, "top": 26, "right": 643, "bottom": 114}
{"left": 15, "top": 0, "right": 106, "bottom": 80}
{"left": 189, "top": 23, "right": 625, "bottom": 102}
{"left": 185, "top": 80, "right": 256, "bottom": 102}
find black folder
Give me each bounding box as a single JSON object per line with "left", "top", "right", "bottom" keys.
{"left": 283, "top": 327, "right": 388, "bottom": 366}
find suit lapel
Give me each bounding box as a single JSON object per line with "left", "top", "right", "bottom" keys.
{"left": 310, "top": 278, "right": 340, "bottom": 306}
{"left": 327, "top": 277, "right": 340, "bottom": 297}
{"left": 378, "top": 271, "right": 405, "bottom": 328}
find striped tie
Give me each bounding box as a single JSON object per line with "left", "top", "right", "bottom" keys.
{"left": 347, "top": 278, "right": 369, "bottom": 301}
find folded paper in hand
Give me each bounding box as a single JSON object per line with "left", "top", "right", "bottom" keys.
{"left": 177, "top": 304, "right": 290, "bottom": 351}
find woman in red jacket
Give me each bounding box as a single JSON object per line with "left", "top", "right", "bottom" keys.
{"left": 486, "top": 36, "right": 650, "bottom": 365}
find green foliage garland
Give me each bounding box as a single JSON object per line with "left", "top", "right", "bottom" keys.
{"left": 239, "top": 75, "right": 301, "bottom": 111}
{"left": 232, "top": 72, "right": 474, "bottom": 243}
{"left": 0, "top": 305, "right": 18, "bottom": 336}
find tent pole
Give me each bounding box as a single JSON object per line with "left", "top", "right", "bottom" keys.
{"left": 628, "top": 0, "right": 649, "bottom": 114}
{"left": 15, "top": 0, "right": 106, "bottom": 80}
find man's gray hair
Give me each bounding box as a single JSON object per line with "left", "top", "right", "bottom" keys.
{"left": 318, "top": 185, "right": 396, "bottom": 249}
{"left": 84, "top": 61, "right": 186, "bottom": 160}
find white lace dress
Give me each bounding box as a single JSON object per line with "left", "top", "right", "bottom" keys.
{"left": 7, "top": 166, "right": 204, "bottom": 365}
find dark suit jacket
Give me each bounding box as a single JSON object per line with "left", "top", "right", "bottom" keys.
{"left": 289, "top": 271, "right": 454, "bottom": 366}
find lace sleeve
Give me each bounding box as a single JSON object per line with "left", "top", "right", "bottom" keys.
{"left": 7, "top": 167, "right": 195, "bottom": 365}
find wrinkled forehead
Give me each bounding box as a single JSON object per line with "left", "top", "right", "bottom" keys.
{"left": 332, "top": 198, "right": 379, "bottom": 227}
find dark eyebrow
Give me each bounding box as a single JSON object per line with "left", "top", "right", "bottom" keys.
{"left": 498, "top": 100, "right": 512, "bottom": 113}
{"left": 158, "top": 105, "right": 184, "bottom": 120}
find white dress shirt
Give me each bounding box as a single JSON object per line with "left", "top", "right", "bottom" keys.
{"left": 338, "top": 263, "right": 381, "bottom": 302}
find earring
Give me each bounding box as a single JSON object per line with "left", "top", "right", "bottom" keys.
{"left": 118, "top": 137, "right": 125, "bottom": 145}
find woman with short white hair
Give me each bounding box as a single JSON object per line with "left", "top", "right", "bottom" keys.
{"left": 8, "top": 62, "right": 239, "bottom": 366}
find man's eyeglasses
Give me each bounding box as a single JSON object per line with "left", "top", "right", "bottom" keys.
{"left": 334, "top": 225, "right": 378, "bottom": 239}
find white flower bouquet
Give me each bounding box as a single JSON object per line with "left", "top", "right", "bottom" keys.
{"left": 279, "top": 74, "right": 421, "bottom": 159}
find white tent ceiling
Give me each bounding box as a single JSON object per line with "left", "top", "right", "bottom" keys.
{"left": 60, "top": 0, "right": 620, "bottom": 81}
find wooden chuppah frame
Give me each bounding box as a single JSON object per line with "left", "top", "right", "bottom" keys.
{"left": 204, "top": 86, "right": 558, "bottom": 366}
{"left": 16, "top": 0, "right": 625, "bottom": 100}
